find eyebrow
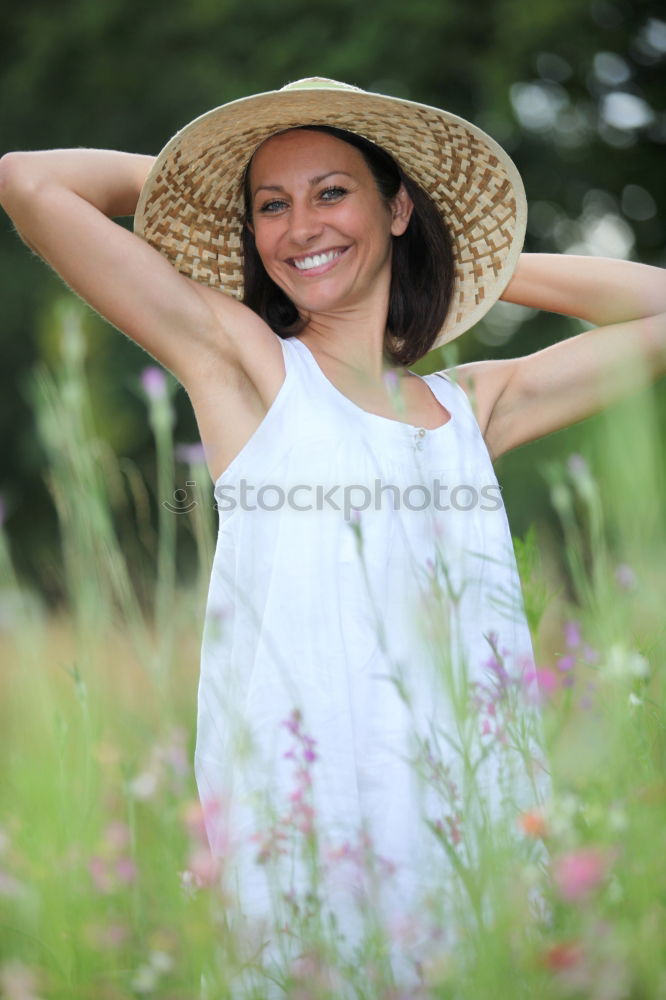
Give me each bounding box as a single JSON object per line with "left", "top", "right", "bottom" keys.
{"left": 253, "top": 171, "right": 355, "bottom": 198}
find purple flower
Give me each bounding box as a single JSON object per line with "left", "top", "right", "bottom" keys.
{"left": 557, "top": 655, "right": 575, "bottom": 672}
{"left": 140, "top": 366, "right": 167, "bottom": 400}
{"left": 583, "top": 644, "right": 599, "bottom": 664}
{"left": 564, "top": 621, "right": 581, "bottom": 649}
{"left": 115, "top": 856, "right": 137, "bottom": 885}
{"left": 614, "top": 563, "right": 637, "bottom": 591}
{"left": 567, "top": 453, "right": 589, "bottom": 477}
{"left": 175, "top": 442, "right": 207, "bottom": 465}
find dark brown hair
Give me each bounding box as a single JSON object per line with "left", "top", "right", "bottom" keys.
{"left": 241, "top": 125, "right": 456, "bottom": 367}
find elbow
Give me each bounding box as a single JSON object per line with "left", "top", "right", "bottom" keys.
{"left": 0, "top": 152, "right": 39, "bottom": 207}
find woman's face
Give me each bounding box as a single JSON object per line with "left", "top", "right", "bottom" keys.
{"left": 246, "top": 129, "right": 413, "bottom": 319}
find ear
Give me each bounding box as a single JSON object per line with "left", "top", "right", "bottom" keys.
{"left": 390, "top": 184, "right": 414, "bottom": 237}
{"left": 245, "top": 218, "right": 255, "bottom": 237}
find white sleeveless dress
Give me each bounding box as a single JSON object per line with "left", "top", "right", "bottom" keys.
{"left": 195, "top": 334, "right": 547, "bottom": 987}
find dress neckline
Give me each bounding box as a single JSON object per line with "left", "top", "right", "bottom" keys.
{"left": 290, "top": 336, "right": 454, "bottom": 434}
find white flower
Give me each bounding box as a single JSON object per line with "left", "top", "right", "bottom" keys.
{"left": 605, "top": 643, "right": 649, "bottom": 681}
{"left": 127, "top": 771, "right": 159, "bottom": 801}
{"left": 544, "top": 793, "right": 580, "bottom": 839}
{"left": 149, "top": 951, "right": 173, "bottom": 974}
{"left": 131, "top": 964, "right": 158, "bottom": 993}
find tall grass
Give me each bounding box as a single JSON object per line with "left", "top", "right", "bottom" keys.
{"left": 1, "top": 301, "right": 664, "bottom": 999}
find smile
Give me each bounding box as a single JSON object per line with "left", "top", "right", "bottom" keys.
{"left": 289, "top": 247, "right": 349, "bottom": 273}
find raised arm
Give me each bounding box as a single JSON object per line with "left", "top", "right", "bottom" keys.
{"left": 0, "top": 148, "right": 263, "bottom": 387}
{"left": 500, "top": 253, "right": 666, "bottom": 326}
{"left": 463, "top": 253, "right": 666, "bottom": 460}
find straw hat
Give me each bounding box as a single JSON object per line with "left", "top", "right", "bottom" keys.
{"left": 134, "top": 77, "right": 526, "bottom": 347}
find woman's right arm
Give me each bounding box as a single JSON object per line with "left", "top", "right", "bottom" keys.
{"left": 0, "top": 149, "right": 262, "bottom": 386}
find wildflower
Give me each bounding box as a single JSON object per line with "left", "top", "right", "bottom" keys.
{"left": 433, "top": 814, "right": 462, "bottom": 846}
{"left": 518, "top": 809, "right": 548, "bottom": 839}
{"left": 567, "top": 453, "right": 589, "bottom": 478}
{"left": 174, "top": 441, "right": 207, "bottom": 464}
{"left": 614, "top": 563, "right": 637, "bottom": 591}
{"left": 140, "top": 365, "right": 167, "bottom": 401}
{"left": 541, "top": 940, "right": 584, "bottom": 971}
{"left": 524, "top": 666, "right": 559, "bottom": 704}
{"left": 288, "top": 948, "right": 344, "bottom": 999}
{"left": 178, "top": 869, "right": 198, "bottom": 897}
{"left": 0, "top": 868, "right": 27, "bottom": 899}
{"left": 187, "top": 848, "right": 219, "bottom": 888}
{"left": 543, "top": 793, "right": 580, "bottom": 839}
{"left": 115, "top": 856, "right": 138, "bottom": 884}
{"left": 88, "top": 856, "right": 114, "bottom": 894}
{"left": 283, "top": 707, "right": 304, "bottom": 737}
{"left": 0, "top": 960, "right": 44, "bottom": 1000}
{"left": 85, "top": 921, "right": 128, "bottom": 949}
{"left": 552, "top": 847, "right": 610, "bottom": 902}
{"left": 604, "top": 643, "right": 649, "bottom": 681}
{"left": 131, "top": 963, "right": 158, "bottom": 993}
{"left": 564, "top": 620, "right": 581, "bottom": 649}
{"left": 583, "top": 644, "right": 599, "bottom": 663}
{"left": 102, "top": 820, "right": 131, "bottom": 852}
{"left": 182, "top": 797, "right": 217, "bottom": 845}
{"left": 148, "top": 950, "right": 174, "bottom": 974}
{"left": 251, "top": 827, "right": 289, "bottom": 864}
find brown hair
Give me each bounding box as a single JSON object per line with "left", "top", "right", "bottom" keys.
{"left": 241, "top": 125, "right": 456, "bottom": 367}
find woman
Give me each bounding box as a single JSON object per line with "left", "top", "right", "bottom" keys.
{"left": 1, "top": 78, "right": 664, "bottom": 992}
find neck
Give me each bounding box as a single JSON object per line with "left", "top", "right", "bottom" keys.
{"left": 295, "top": 303, "right": 407, "bottom": 386}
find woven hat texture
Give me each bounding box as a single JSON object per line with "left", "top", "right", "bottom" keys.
{"left": 134, "top": 78, "right": 526, "bottom": 347}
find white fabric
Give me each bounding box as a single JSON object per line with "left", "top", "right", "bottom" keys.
{"left": 195, "top": 334, "right": 546, "bottom": 991}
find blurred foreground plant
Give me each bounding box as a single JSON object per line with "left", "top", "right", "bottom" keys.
{"left": 1, "top": 314, "right": 664, "bottom": 998}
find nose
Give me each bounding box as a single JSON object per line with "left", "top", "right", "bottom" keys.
{"left": 287, "top": 198, "right": 324, "bottom": 247}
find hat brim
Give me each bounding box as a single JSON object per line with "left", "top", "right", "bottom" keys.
{"left": 134, "top": 82, "right": 526, "bottom": 349}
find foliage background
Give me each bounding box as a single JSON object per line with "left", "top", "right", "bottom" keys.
{"left": 0, "top": 0, "right": 664, "bottom": 604}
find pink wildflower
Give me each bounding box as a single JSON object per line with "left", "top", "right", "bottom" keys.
{"left": 88, "top": 856, "right": 113, "bottom": 894}
{"left": 552, "top": 847, "right": 610, "bottom": 902}
{"left": 102, "top": 820, "right": 131, "bottom": 852}
{"left": 115, "top": 856, "right": 137, "bottom": 884}
{"left": 186, "top": 846, "right": 220, "bottom": 888}
{"left": 524, "top": 666, "right": 559, "bottom": 703}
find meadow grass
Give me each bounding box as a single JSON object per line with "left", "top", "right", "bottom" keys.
{"left": 1, "top": 303, "right": 664, "bottom": 999}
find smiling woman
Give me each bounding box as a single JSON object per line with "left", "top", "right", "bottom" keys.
{"left": 241, "top": 124, "right": 456, "bottom": 364}
{"left": 1, "top": 75, "right": 664, "bottom": 997}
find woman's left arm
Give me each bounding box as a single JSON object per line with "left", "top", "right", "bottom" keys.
{"left": 500, "top": 252, "right": 666, "bottom": 326}
{"left": 484, "top": 253, "right": 666, "bottom": 459}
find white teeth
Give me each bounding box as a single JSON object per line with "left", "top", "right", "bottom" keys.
{"left": 293, "top": 249, "right": 342, "bottom": 271}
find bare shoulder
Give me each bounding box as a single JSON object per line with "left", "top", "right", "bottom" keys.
{"left": 442, "top": 356, "right": 519, "bottom": 461}
{"left": 182, "top": 286, "right": 288, "bottom": 484}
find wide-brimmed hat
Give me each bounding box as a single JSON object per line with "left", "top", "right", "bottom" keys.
{"left": 134, "top": 77, "right": 526, "bottom": 348}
